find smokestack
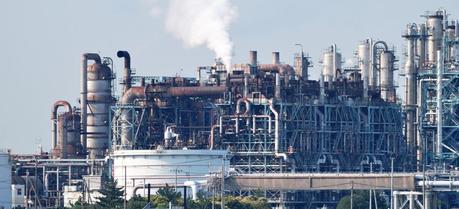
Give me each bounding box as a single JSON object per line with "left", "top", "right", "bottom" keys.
{"left": 117, "top": 51, "right": 132, "bottom": 93}
{"left": 81, "top": 53, "right": 101, "bottom": 153}
{"left": 272, "top": 52, "right": 280, "bottom": 64}
{"left": 249, "top": 50, "right": 257, "bottom": 74}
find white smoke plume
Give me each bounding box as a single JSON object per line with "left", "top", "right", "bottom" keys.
{"left": 165, "top": 0, "right": 237, "bottom": 68}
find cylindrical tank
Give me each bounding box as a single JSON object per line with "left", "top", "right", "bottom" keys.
{"left": 322, "top": 46, "right": 341, "bottom": 82}
{"left": 294, "top": 55, "right": 308, "bottom": 79}
{"left": 86, "top": 62, "right": 112, "bottom": 158}
{"left": 322, "top": 52, "right": 334, "bottom": 82}
{"left": 56, "top": 112, "right": 81, "bottom": 158}
{"left": 426, "top": 13, "right": 443, "bottom": 64}
{"left": 112, "top": 149, "right": 229, "bottom": 198}
{"left": 380, "top": 51, "right": 395, "bottom": 102}
{"left": 417, "top": 24, "right": 427, "bottom": 68}
{"left": 446, "top": 25, "right": 456, "bottom": 61}
{"left": 0, "top": 151, "right": 11, "bottom": 209}
{"left": 358, "top": 40, "right": 370, "bottom": 99}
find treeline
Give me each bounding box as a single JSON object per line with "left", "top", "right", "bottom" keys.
{"left": 68, "top": 179, "right": 270, "bottom": 209}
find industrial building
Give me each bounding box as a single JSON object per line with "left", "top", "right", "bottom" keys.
{"left": 5, "top": 8, "right": 459, "bottom": 209}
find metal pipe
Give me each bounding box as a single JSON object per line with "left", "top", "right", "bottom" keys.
{"left": 436, "top": 50, "right": 443, "bottom": 158}
{"left": 332, "top": 44, "right": 337, "bottom": 81}
{"left": 371, "top": 40, "right": 389, "bottom": 88}
{"left": 120, "top": 87, "right": 146, "bottom": 146}
{"left": 117, "top": 50, "right": 131, "bottom": 93}
{"left": 236, "top": 98, "right": 251, "bottom": 115}
{"left": 209, "top": 125, "right": 220, "bottom": 150}
{"left": 243, "top": 74, "right": 249, "bottom": 98}
{"left": 167, "top": 86, "right": 226, "bottom": 97}
{"left": 269, "top": 100, "right": 287, "bottom": 161}
{"left": 258, "top": 64, "right": 295, "bottom": 76}
{"left": 81, "top": 53, "right": 101, "bottom": 153}
{"left": 51, "top": 101, "right": 72, "bottom": 151}
{"left": 275, "top": 73, "right": 281, "bottom": 100}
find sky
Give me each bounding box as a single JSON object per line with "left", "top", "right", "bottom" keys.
{"left": 0, "top": 0, "right": 458, "bottom": 154}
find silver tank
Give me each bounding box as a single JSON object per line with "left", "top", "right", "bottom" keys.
{"left": 446, "top": 24, "right": 457, "bottom": 62}
{"left": 358, "top": 40, "right": 370, "bottom": 94}
{"left": 322, "top": 46, "right": 341, "bottom": 82}
{"left": 426, "top": 13, "right": 443, "bottom": 64}
{"left": 56, "top": 112, "right": 81, "bottom": 158}
{"left": 417, "top": 24, "right": 427, "bottom": 68}
{"left": 86, "top": 63, "right": 112, "bottom": 158}
{"left": 380, "top": 51, "right": 394, "bottom": 102}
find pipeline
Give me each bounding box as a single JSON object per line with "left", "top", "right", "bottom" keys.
{"left": 167, "top": 86, "right": 226, "bottom": 97}
{"left": 81, "top": 53, "right": 101, "bottom": 152}
{"left": 209, "top": 125, "right": 220, "bottom": 150}
{"left": 371, "top": 40, "right": 389, "bottom": 88}
{"left": 51, "top": 100, "right": 72, "bottom": 152}
{"left": 120, "top": 87, "right": 146, "bottom": 146}
{"left": 117, "top": 50, "right": 131, "bottom": 93}
{"left": 258, "top": 64, "right": 295, "bottom": 76}
{"left": 236, "top": 98, "right": 251, "bottom": 115}
{"left": 269, "top": 99, "right": 287, "bottom": 161}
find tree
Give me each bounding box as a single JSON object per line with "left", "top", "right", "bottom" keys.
{"left": 127, "top": 195, "right": 148, "bottom": 209}
{"left": 156, "top": 184, "right": 182, "bottom": 204}
{"left": 95, "top": 178, "right": 124, "bottom": 209}
{"left": 337, "top": 190, "right": 388, "bottom": 209}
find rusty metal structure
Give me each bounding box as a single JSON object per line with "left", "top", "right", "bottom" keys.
{"left": 25, "top": 8, "right": 459, "bottom": 209}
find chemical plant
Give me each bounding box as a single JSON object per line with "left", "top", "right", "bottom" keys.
{"left": 2, "top": 8, "right": 459, "bottom": 209}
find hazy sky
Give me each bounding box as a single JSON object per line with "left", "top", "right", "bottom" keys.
{"left": 1, "top": 0, "right": 458, "bottom": 154}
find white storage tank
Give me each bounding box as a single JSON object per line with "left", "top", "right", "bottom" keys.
{"left": 322, "top": 45, "right": 342, "bottom": 82}
{"left": 112, "top": 149, "right": 229, "bottom": 199}
{"left": 0, "top": 150, "right": 11, "bottom": 209}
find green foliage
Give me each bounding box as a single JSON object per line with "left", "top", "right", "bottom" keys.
{"left": 68, "top": 181, "right": 270, "bottom": 209}
{"left": 127, "top": 195, "right": 148, "bottom": 209}
{"left": 95, "top": 178, "right": 124, "bottom": 209}
{"left": 69, "top": 197, "right": 95, "bottom": 209}
{"left": 156, "top": 184, "right": 182, "bottom": 204}
{"left": 225, "top": 196, "right": 270, "bottom": 209}
{"left": 337, "top": 190, "right": 388, "bottom": 209}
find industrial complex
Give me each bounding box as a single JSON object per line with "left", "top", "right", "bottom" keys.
{"left": 1, "top": 8, "right": 459, "bottom": 209}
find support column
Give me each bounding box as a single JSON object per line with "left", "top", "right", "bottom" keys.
{"left": 408, "top": 193, "right": 415, "bottom": 209}
{"left": 393, "top": 191, "right": 398, "bottom": 209}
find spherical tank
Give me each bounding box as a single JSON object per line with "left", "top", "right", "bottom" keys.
{"left": 0, "top": 151, "right": 11, "bottom": 209}
{"left": 112, "top": 149, "right": 229, "bottom": 199}
{"left": 87, "top": 63, "right": 112, "bottom": 158}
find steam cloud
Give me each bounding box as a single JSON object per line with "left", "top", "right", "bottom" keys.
{"left": 165, "top": 0, "right": 237, "bottom": 68}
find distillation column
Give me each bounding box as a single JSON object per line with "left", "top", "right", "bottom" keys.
{"left": 358, "top": 39, "right": 371, "bottom": 100}
{"left": 403, "top": 24, "right": 419, "bottom": 158}
{"left": 426, "top": 12, "right": 444, "bottom": 65}
{"left": 380, "top": 50, "right": 395, "bottom": 102}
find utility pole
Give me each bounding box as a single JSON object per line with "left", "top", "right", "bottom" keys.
{"left": 124, "top": 166, "right": 127, "bottom": 209}
{"left": 350, "top": 181, "right": 354, "bottom": 209}
{"left": 390, "top": 157, "right": 394, "bottom": 209}
{"left": 221, "top": 157, "right": 225, "bottom": 209}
